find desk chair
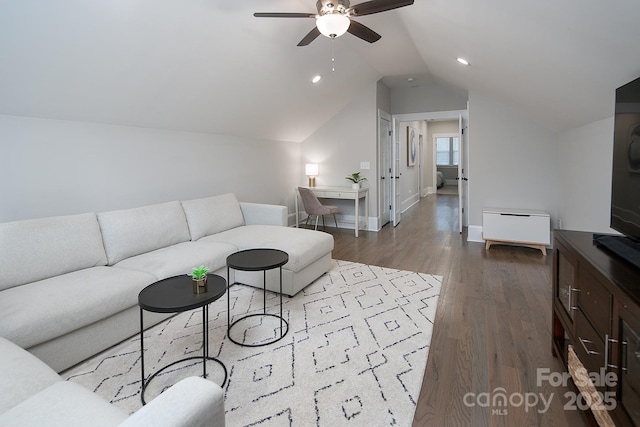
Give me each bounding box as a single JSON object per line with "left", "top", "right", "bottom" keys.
{"left": 298, "top": 187, "right": 339, "bottom": 231}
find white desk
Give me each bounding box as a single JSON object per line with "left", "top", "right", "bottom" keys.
{"left": 295, "top": 186, "right": 369, "bottom": 237}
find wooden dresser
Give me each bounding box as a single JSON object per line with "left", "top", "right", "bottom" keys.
{"left": 552, "top": 229, "right": 640, "bottom": 426}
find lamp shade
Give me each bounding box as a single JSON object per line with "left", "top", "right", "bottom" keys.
{"left": 316, "top": 14, "right": 350, "bottom": 38}
{"left": 305, "top": 163, "right": 319, "bottom": 176}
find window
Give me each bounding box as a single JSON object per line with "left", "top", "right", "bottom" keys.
{"left": 436, "top": 136, "right": 459, "bottom": 166}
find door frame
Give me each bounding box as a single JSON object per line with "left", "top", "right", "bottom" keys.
{"left": 457, "top": 114, "right": 464, "bottom": 233}
{"left": 393, "top": 109, "right": 469, "bottom": 229}
{"left": 391, "top": 117, "right": 402, "bottom": 226}
{"left": 377, "top": 109, "right": 392, "bottom": 228}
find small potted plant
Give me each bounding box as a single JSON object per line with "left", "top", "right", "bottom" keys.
{"left": 346, "top": 172, "right": 367, "bottom": 189}
{"left": 189, "top": 265, "right": 209, "bottom": 294}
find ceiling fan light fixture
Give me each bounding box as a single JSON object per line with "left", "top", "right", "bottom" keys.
{"left": 316, "top": 14, "right": 350, "bottom": 38}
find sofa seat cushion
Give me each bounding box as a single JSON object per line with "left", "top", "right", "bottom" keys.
{"left": 98, "top": 201, "right": 191, "bottom": 265}
{"left": 181, "top": 194, "right": 245, "bottom": 240}
{"left": 0, "top": 381, "right": 127, "bottom": 427}
{"left": 0, "top": 213, "right": 107, "bottom": 291}
{"left": 199, "top": 225, "right": 334, "bottom": 273}
{"left": 0, "top": 337, "right": 62, "bottom": 413}
{"left": 0, "top": 267, "right": 156, "bottom": 349}
{"left": 114, "top": 241, "right": 238, "bottom": 280}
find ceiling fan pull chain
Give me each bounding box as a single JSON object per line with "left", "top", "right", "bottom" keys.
{"left": 331, "top": 37, "right": 336, "bottom": 72}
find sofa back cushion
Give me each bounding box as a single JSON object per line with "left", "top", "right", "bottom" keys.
{"left": 98, "top": 201, "right": 190, "bottom": 265}
{"left": 181, "top": 194, "right": 245, "bottom": 241}
{"left": 0, "top": 213, "right": 108, "bottom": 291}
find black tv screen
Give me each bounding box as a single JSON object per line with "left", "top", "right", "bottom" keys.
{"left": 611, "top": 76, "right": 640, "bottom": 241}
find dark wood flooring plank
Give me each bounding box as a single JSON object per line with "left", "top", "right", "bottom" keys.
{"left": 326, "top": 194, "right": 587, "bottom": 426}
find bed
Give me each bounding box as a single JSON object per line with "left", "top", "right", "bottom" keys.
{"left": 437, "top": 171, "right": 445, "bottom": 189}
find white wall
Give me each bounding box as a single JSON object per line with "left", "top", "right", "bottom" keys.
{"left": 376, "top": 81, "right": 392, "bottom": 115}
{"left": 301, "top": 84, "right": 378, "bottom": 228}
{"left": 0, "top": 115, "right": 300, "bottom": 222}
{"left": 467, "top": 91, "right": 558, "bottom": 232}
{"left": 391, "top": 83, "right": 468, "bottom": 115}
{"left": 557, "top": 116, "right": 617, "bottom": 233}
{"left": 398, "top": 121, "right": 426, "bottom": 211}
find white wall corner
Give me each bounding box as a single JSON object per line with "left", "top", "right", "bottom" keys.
{"left": 368, "top": 216, "right": 379, "bottom": 232}
{"left": 288, "top": 212, "right": 300, "bottom": 227}
{"left": 467, "top": 225, "right": 484, "bottom": 243}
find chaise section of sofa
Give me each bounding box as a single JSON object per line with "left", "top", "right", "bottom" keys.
{"left": 202, "top": 225, "right": 333, "bottom": 296}
{"left": 182, "top": 194, "right": 334, "bottom": 296}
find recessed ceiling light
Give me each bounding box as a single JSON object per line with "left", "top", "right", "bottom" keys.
{"left": 407, "top": 77, "right": 415, "bottom": 82}
{"left": 312, "top": 75, "right": 322, "bottom": 83}
{"left": 457, "top": 57, "right": 470, "bottom": 66}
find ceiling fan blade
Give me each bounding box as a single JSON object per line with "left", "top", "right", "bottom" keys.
{"left": 347, "top": 20, "right": 381, "bottom": 43}
{"left": 297, "top": 27, "right": 321, "bottom": 46}
{"left": 253, "top": 12, "right": 316, "bottom": 18}
{"left": 349, "top": 0, "right": 414, "bottom": 17}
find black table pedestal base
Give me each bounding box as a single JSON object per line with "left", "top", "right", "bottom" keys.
{"left": 141, "top": 355, "right": 227, "bottom": 405}
{"left": 228, "top": 310, "right": 289, "bottom": 347}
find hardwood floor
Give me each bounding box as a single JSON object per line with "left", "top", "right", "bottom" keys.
{"left": 324, "top": 194, "right": 587, "bottom": 426}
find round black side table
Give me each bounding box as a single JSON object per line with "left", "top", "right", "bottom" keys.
{"left": 138, "top": 273, "right": 227, "bottom": 405}
{"left": 227, "top": 248, "right": 289, "bottom": 347}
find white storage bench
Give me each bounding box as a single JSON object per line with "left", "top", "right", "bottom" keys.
{"left": 482, "top": 208, "right": 550, "bottom": 255}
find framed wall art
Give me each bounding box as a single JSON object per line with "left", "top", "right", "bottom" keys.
{"left": 407, "top": 126, "right": 417, "bottom": 166}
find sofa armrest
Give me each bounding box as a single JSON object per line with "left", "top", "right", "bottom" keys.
{"left": 119, "top": 377, "right": 225, "bottom": 427}
{"left": 240, "top": 202, "right": 287, "bottom": 226}
{"left": 0, "top": 337, "right": 63, "bottom": 413}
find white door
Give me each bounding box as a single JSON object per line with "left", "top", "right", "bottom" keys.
{"left": 392, "top": 118, "right": 402, "bottom": 226}
{"left": 378, "top": 114, "right": 392, "bottom": 227}
{"left": 457, "top": 114, "right": 464, "bottom": 233}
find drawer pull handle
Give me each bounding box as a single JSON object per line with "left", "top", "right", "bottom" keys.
{"left": 606, "top": 335, "right": 618, "bottom": 369}
{"left": 579, "top": 337, "right": 600, "bottom": 355}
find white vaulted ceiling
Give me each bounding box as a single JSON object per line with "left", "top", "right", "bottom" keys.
{"left": 0, "top": 0, "right": 639, "bottom": 142}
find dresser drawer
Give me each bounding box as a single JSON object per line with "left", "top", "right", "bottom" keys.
{"left": 577, "top": 262, "right": 612, "bottom": 337}
{"left": 574, "top": 309, "right": 606, "bottom": 391}
{"left": 312, "top": 190, "right": 348, "bottom": 199}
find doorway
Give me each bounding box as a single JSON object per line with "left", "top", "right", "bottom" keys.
{"left": 393, "top": 110, "right": 469, "bottom": 234}
{"left": 434, "top": 131, "right": 460, "bottom": 196}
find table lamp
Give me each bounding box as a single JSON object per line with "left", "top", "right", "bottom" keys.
{"left": 305, "top": 163, "right": 318, "bottom": 187}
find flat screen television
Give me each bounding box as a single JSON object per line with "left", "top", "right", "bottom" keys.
{"left": 611, "top": 76, "right": 640, "bottom": 238}
{"left": 596, "top": 75, "right": 640, "bottom": 269}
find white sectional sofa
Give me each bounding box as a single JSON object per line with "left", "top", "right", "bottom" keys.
{"left": 0, "top": 336, "right": 225, "bottom": 427}
{"left": 0, "top": 193, "right": 334, "bottom": 372}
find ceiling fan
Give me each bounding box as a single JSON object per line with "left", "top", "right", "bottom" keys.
{"left": 254, "top": 0, "right": 415, "bottom": 47}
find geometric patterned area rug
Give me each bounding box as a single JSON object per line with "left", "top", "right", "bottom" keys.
{"left": 63, "top": 260, "right": 442, "bottom": 426}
